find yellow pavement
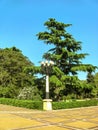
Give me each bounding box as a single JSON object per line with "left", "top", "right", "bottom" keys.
{"left": 0, "top": 104, "right": 98, "bottom": 130}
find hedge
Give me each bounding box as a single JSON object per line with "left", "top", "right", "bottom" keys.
{"left": 0, "top": 98, "right": 98, "bottom": 110}
{"left": 0, "top": 98, "right": 43, "bottom": 110}
{"left": 53, "top": 99, "right": 98, "bottom": 110}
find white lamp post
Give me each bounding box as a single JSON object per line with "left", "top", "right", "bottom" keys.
{"left": 41, "top": 60, "right": 54, "bottom": 110}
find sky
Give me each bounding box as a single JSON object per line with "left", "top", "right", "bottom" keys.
{"left": 0, "top": 0, "right": 98, "bottom": 79}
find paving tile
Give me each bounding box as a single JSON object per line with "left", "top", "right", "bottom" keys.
{"left": 90, "top": 118, "right": 98, "bottom": 122}
{"left": 65, "top": 121, "right": 98, "bottom": 129}
{"left": 43, "top": 117, "right": 68, "bottom": 123}
{"left": 68, "top": 114, "right": 86, "bottom": 118}
{"left": 0, "top": 104, "right": 98, "bottom": 130}
{"left": 28, "top": 125, "right": 70, "bottom": 130}
{"left": 0, "top": 113, "right": 43, "bottom": 130}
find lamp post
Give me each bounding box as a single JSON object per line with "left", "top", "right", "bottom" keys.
{"left": 41, "top": 60, "right": 54, "bottom": 110}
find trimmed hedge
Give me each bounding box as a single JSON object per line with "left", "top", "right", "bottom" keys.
{"left": 0, "top": 98, "right": 98, "bottom": 110}
{"left": 0, "top": 98, "right": 43, "bottom": 110}
{"left": 53, "top": 99, "right": 98, "bottom": 110}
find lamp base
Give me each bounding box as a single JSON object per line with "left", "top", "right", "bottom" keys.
{"left": 43, "top": 99, "right": 52, "bottom": 111}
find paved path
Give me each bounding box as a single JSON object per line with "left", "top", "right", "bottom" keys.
{"left": 0, "top": 104, "right": 98, "bottom": 130}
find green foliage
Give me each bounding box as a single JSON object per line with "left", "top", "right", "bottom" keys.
{"left": 93, "top": 72, "right": 98, "bottom": 97}
{"left": 0, "top": 98, "right": 98, "bottom": 110}
{"left": 0, "top": 85, "right": 19, "bottom": 98}
{"left": 53, "top": 99, "right": 98, "bottom": 110}
{"left": 17, "top": 86, "right": 42, "bottom": 100}
{"left": 0, "top": 47, "right": 39, "bottom": 98}
{"left": 37, "top": 18, "right": 98, "bottom": 101}
{"left": 0, "top": 19, "right": 97, "bottom": 101}
{"left": 37, "top": 18, "right": 97, "bottom": 75}
{"left": 94, "top": 73, "right": 98, "bottom": 87}
{"left": 0, "top": 98, "right": 43, "bottom": 110}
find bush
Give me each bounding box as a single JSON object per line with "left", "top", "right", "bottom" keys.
{"left": 0, "top": 85, "right": 19, "bottom": 98}
{"left": 52, "top": 99, "right": 98, "bottom": 110}
{"left": 17, "top": 87, "right": 42, "bottom": 101}
{"left": 0, "top": 98, "right": 98, "bottom": 110}
{"left": 0, "top": 98, "right": 43, "bottom": 110}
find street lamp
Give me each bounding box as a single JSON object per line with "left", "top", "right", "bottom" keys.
{"left": 41, "top": 60, "right": 54, "bottom": 110}
{"left": 41, "top": 60, "right": 54, "bottom": 99}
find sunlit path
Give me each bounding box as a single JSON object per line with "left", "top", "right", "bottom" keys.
{"left": 0, "top": 104, "right": 98, "bottom": 130}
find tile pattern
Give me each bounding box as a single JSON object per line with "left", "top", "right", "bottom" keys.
{"left": 0, "top": 104, "right": 98, "bottom": 130}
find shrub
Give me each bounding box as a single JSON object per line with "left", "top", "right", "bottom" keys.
{"left": 0, "top": 98, "right": 98, "bottom": 110}
{"left": 0, "top": 85, "right": 19, "bottom": 98}
{"left": 52, "top": 99, "right": 98, "bottom": 110}
{"left": 0, "top": 98, "right": 43, "bottom": 110}
{"left": 17, "top": 87, "right": 42, "bottom": 101}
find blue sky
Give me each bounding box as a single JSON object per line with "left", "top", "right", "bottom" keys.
{"left": 0, "top": 0, "right": 98, "bottom": 79}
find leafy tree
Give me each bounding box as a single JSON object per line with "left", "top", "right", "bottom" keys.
{"left": 92, "top": 72, "right": 98, "bottom": 97}
{"left": 94, "top": 73, "right": 98, "bottom": 88}
{"left": 37, "top": 18, "right": 97, "bottom": 100}
{"left": 35, "top": 77, "right": 46, "bottom": 99}
{"left": 87, "top": 72, "right": 95, "bottom": 83}
{"left": 0, "top": 47, "right": 39, "bottom": 98}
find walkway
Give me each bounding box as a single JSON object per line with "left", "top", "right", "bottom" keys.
{"left": 0, "top": 104, "right": 98, "bottom": 130}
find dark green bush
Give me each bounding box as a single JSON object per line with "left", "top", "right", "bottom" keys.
{"left": 0, "top": 98, "right": 43, "bottom": 110}
{"left": 52, "top": 99, "right": 98, "bottom": 110}
{"left": 0, "top": 98, "right": 98, "bottom": 110}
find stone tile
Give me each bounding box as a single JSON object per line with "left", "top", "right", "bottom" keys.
{"left": 0, "top": 114, "right": 43, "bottom": 130}
{"left": 28, "top": 125, "right": 70, "bottom": 130}
{"left": 90, "top": 118, "right": 98, "bottom": 122}
{"left": 65, "top": 121, "right": 98, "bottom": 129}
{"left": 0, "top": 104, "right": 98, "bottom": 130}
{"left": 43, "top": 117, "right": 68, "bottom": 123}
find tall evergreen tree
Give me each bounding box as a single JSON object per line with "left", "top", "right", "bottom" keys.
{"left": 37, "top": 18, "right": 97, "bottom": 100}
{"left": 37, "top": 18, "right": 97, "bottom": 75}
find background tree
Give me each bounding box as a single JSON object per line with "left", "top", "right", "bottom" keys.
{"left": 37, "top": 18, "right": 97, "bottom": 100}
{"left": 0, "top": 47, "right": 41, "bottom": 99}
{"left": 94, "top": 73, "right": 98, "bottom": 88}
{"left": 92, "top": 72, "right": 98, "bottom": 97}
